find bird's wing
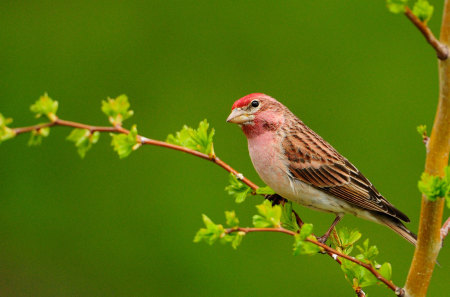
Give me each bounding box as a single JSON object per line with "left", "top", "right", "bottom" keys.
{"left": 281, "top": 124, "right": 410, "bottom": 222}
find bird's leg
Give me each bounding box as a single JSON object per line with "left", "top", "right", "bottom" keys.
{"left": 265, "top": 193, "right": 287, "bottom": 206}
{"left": 317, "top": 215, "right": 343, "bottom": 244}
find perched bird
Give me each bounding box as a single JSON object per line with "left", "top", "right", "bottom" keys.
{"left": 226, "top": 93, "right": 416, "bottom": 245}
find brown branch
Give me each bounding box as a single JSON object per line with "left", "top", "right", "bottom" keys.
{"left": 404, "top": 2, "right": 450, "bottom": 296}
{"left": 404, "top": 7, "right": 449, "bottom": 60}
{"left": 441, "top": 217, "right": 450, "bottom": 241}
{"left": 355, "top": 288, "right": 366, "bottom": 297}
{"left": 12, "top": 117, "right": 259, "bottom": 190}
{"left": 225, "top": 227, "right": 404, "bottom": 296}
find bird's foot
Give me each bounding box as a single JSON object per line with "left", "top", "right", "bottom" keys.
{"left": 265, "top": 194, "right": 287, "bottom": 206}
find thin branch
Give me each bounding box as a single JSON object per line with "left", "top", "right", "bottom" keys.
{"left": 441, "top": 217, "right": 450, "bottom": 241}
{"left": 12, "top": 118, "right": 259, "bottom": 190}
{"left": 355, "top": 288, "right": 366, "bottom": 297}
{"left": 404, "top": 7, "right": 449, "bottom": 60}
{"left": 225, "top": 227, "right": 404, "bottom": 296}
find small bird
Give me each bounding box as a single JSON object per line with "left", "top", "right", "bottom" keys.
{"left": 226, "top": 93, "right": 416, "bottom": 245}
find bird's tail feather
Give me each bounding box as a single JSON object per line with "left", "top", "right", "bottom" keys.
{"left": 378, "top": 216, "right": 417, "bottom": 246}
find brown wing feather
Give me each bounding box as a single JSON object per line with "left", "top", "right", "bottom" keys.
{"left": 282, "top": 118, "right": 410, "bottom": 222}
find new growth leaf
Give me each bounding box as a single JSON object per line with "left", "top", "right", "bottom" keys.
{"left": 101, "top": 94, "right": 134, "bottom": 126}
{"left": 225, "top": 173, "right": 253, "bottom": 203}
{"left": 0, "top": 113, "right": 15, "bottom": 143}
{"left": 67, "top": 129, "right": 100, "bottom": 158}
{"left": 30, "top": 93, "right": 58, "bottom": 121}
{"left": 111, "top": 125, "right": 140, "bottom": 158}
{"left": 166, "top": 119, "right": 215, "bottom": 155}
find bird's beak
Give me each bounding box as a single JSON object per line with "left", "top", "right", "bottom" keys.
{"left": 226, "top": 108, "right": 254, "bottom": 124}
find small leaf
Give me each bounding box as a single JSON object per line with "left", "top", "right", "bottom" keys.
{"left": 225, "top": 173, "right": 252, "bottom": 203}
{"left": 101, "top": 94, "right": 134, "bottom": 126}
{"left": 293, "top": 225, "right": 320, "bottom": 256}
{"left": 252, "top": 200, "right": 282, "bottom": 228}
{"left": 386, "top": 0, "right": 408, "bottom": 13}
{"left": 413, "top": 0, "right": 434, "bottom": 23}
{"left": 110, "top": 125, "right": 140, "bottom": 159}
{"left": 416, "top": 124, "right": 427, "bottom": 136}
{"left": 255, "top": 186, "right": 275, "bottom": 195}
{"left": 30, "top": 93, "right": 58, "bottom": 121}
{"left": 418, "top": 172, "right": 448, "bottom": 201}
{"left": 225, "top": 210, "right": 239, "bottom": 227}
{"left": 379, "top": 262, "right": 392, "bottom": 281}
{"left": 231, "top": 232, "right": 245, "bottom": 249}
{"left": 281, "top": 201, "right": 299, "bottom": 232}
{"left": 0, "top": 113, "right": 15, "bottom": 143}
{"left": 193, "top": 214, "right": 225, "bottom": 245}
{"left": 67, "top": 128, "right": 100, "bottom": 158}
{"left": 28, "top": 127, "right": 50, "bottom": 146}
{"left": 166, "top": 119, "right": 215, "bottom": 155}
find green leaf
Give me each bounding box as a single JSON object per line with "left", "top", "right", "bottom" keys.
{"left": 413, "top": 0, "right": 434, "bottom": 22}
{"left": 231, "top": 232, "right": 245, "bottom": 249}
{"left": 28, "top": 127, "right": 50, "bottom": 146}
{"left": 110, "top": 125, "right": 140, "bottom": 159}
{"left": 418, "top": 171, "right": 448, "bottom": 201}
{"left": 225, "top": 210, "right": 239, "bottom": 227}
{"left": 67, "top": 129, "right": 100, "bottom": 158}
{"left": 281, "top": 201, "right": 299, "bottom": 232}
{"left": 386, "top": 0, "right": 408, "bottom": 13}
{"left": 101, "top": 94, "right": 134, "bottom": 126}
{"left": 255, "top": 186, "right": 275, "bottom": 195}
{"left": 193, "top": 214, "right": 225, "bottom": 245}
{"left": 378, "top": 262, "right": 392, "bottom": 281}
{"left": 252, "top": 200, "right": 282, "bottom": 228}
{"left": 30, "top": 93, "right": 58, "bottom": 121}
{"left": 0, "top": 113, "right": 15, "bottom": 143}
{"left": 166, "top": 119, "right": 215, "bottom": 155}
{"left": 225, "top": 173, "right": 252, "bottom": 203}
{"left": 416, "top": 124, "right": 427, "bottom": 136}
{"left": 293, "top": 224, "right": 320, "bottom": 256}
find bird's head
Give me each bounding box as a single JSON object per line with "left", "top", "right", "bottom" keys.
{"left": 227, "top": 93, "right": 285, "bottom": 137}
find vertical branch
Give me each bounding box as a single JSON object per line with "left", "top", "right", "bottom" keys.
{"left": 404, "top": 1, "right": 450, "bottom": 296}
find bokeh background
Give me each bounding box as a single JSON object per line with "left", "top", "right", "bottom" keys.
{"left": 0, "top": 1, "right": 449, "bottom": 296}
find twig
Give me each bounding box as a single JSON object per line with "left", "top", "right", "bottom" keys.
{"left": 12, "top": 118, "right": 258, "bottom": 190}
{"left": 441, "top": 217, "right": 450, "bottom": 242}
{"left": 225, "top": 227, "right": 403, "bottom": 295}
{"left": 404, "top": 7, "right": 449, "bottom": 60}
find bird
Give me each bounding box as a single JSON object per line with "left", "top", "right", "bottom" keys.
{"left": 226, "top": 93, "right": 417, "bottom": 245}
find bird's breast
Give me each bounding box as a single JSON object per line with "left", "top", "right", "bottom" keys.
{"left": 247, "top": 132, "right": 360, "bottom": 215}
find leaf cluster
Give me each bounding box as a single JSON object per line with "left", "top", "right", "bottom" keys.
{"left": 101, "top": 94, "right": 134, "bottom": 126}
{"left": 418, "top": 167, "right": 450, "bottom": 208}
{"left": 30, "top": 93, "right": 58, "bottom": 121}
{"left": 0, "top": 113, "right": 15, "bottom": 143}
{"left": 111, "top": 125, "right": 140, "bottom": 159}
{"left": 67, "top": 129, "right": 100, "bottom": 158}
{"left": 332, "top": 229, "right": 392, "bottom": 290}
{"left": 166, "top": 119, "right": 215, "bottom": 155}
{"left": 293, "top": 224, "right": 321, "bottom": 255}
{"left": 386, "top": 0, "right": 434, "bottom": 23}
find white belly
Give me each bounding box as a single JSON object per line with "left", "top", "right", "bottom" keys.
{"left": 247, "top": 132, "right": 370, "bottom": 218}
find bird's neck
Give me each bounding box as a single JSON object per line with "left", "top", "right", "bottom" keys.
{"left": 241, "top": 117, "right": 281, "bottom": 139}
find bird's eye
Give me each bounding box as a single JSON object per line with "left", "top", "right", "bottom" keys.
{"left": 251, "top": 100, "right": 259, "bottom": 108}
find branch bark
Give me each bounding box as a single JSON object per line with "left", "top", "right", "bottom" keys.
{"left": 403, "top": 1, "right": 450, "bottom": 296}
{"left": 404, "top": 7, "right": 449, "bottom": 60}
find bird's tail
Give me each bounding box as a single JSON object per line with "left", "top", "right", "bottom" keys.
{"left": 378, "top": 215, "right": 417, "bottom": 246}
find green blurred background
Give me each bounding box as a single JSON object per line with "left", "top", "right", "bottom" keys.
{"left": 0, "top": 1, "right": 448, "bottom": 296}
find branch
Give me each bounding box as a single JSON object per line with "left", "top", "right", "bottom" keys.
{"left": 12, "top": 117, "right": 259, "bottom": 190}
{"left": 404, "top": 7, "right": 449, "bottom": 60}
{"left": 225, "top": 227, "right": 404, "bottom": 296}
{"left": 404, "top": 1, "right": 450, "bottom": 296}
